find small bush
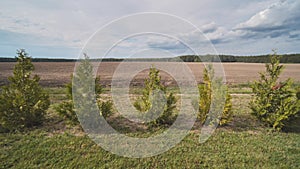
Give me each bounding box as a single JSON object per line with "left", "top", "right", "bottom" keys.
{"left": 0, "top": 49, "right": 50, "bottom": 131}
{"left": 55, "top": 100, "right": 77, "bottom": 125}
{"left": 250, "top": 52, "right": 299, "bottom": 130}
{"left": 134, "top": 67, "right": 177, "bottom": 127}
{"left": 55, "top": 54, "right": 113, "bottom": 125}
{"left": 197, "top": 65, "right": 233, "bottom": 126}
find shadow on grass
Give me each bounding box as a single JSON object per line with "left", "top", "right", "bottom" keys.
{"left": 283, "top": 115, "right": 300, "bottom": 133}
{"left": 219, "top": 113, "right": 265, "bottom": 132}
{"left": 226, "top": 113, "right": 300, "bottom": 133}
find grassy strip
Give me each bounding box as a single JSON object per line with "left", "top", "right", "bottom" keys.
{"left": 1, "top": 130, "right": 299, "bottom": 168}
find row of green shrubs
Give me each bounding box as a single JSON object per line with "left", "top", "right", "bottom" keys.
{"left": 0, "top": 50, "right": 299, "bottom": 132}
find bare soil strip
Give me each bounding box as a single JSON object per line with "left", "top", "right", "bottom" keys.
{"left": 1, "top": 62, "right": 299, "bottom": 87}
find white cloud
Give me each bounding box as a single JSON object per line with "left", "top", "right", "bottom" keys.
{"left": 0, "top": 1, "right": 109, "bottom": 48}
{"left": 234, "top": 0, "right": 300, "bottom": 39}
{"left": 0, "top": 0, "right": 299, "bottom": 57}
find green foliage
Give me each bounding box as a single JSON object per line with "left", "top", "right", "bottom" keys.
{"left": 296, "top": 87, "right": 300, "bottom": 100}
{"left": 250, "top": 52, "right": 300, "bottom": 130}
{"left": 0, "top": 49, "right": 50, "bottom": 131}
{"left": 54, "top": 100, "right": 77, "bottom": 125}
{"left": 197, "top": 65, "right": 233, "bottom": 126}
{"left": 99, "top": 100, "right": 113, "bottom": 119}
{"left": 55, "top": 54, "right": 112, "bottom": 125}
{"left": 134, "top": 67, "right": 177, "bottom": 126}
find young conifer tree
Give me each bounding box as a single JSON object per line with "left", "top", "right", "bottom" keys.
{"left": 55, "top": 54, "right": 112, "bottom": 125}
{"left": 0, "top": 49, "right": 50, "bottom": 131}
{"left": 134, "top": 66, "right": 177, "bottom": 127}
{"left": 197, "top": 64, "right": 232, "bottom": 126}
{"left": 250, "top": 52, "right": 299, "bottom": 130}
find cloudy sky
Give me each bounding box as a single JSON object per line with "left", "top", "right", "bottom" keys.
{"left": 0, "top": 0, "right": 299, "bottom": 58}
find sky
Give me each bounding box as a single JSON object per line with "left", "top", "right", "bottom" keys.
{"left": 0, "top": 0, "right": 300, "bottom": 58}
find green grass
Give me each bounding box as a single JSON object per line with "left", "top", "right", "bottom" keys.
{"left": 228, "top": 87, "right": 252, "bottom": 94}
{"left": 1, "top": 86, "right": 299, "bottom": 168}
{"left": 1, "top": 130, "right": 299, "bottom": 168}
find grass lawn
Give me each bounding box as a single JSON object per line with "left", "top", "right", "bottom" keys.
{"left": 1, "top": 129, "right": 299, "bottom": 168}
{"left": 1, "top": 87, "right": 300, "bottom": 168}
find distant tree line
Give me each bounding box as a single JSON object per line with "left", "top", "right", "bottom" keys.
{"left": 178, "top": 55, "right": 236, "bottom": 62}
{"left": 178, "top": 54, "right": 300, "bottom": 63}
{"left": 1, "top": 53, "right": 300, "bottom": 63}
{"left": 0, "top": 57, "right": 77, "bottom": 62}
{"left": 235, "top": 54, "right": 300, "bottom": 63}
{"left": 0, "top": 57, "right": 124, "bottom": 62}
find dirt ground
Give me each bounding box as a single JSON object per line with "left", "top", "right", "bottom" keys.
{"left": 0, "top": 62, "right": 299, "bottom": 87}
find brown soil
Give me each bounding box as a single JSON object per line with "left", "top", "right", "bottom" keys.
{"left": 0, "top": 62, "right": 299, "bottom": 87}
